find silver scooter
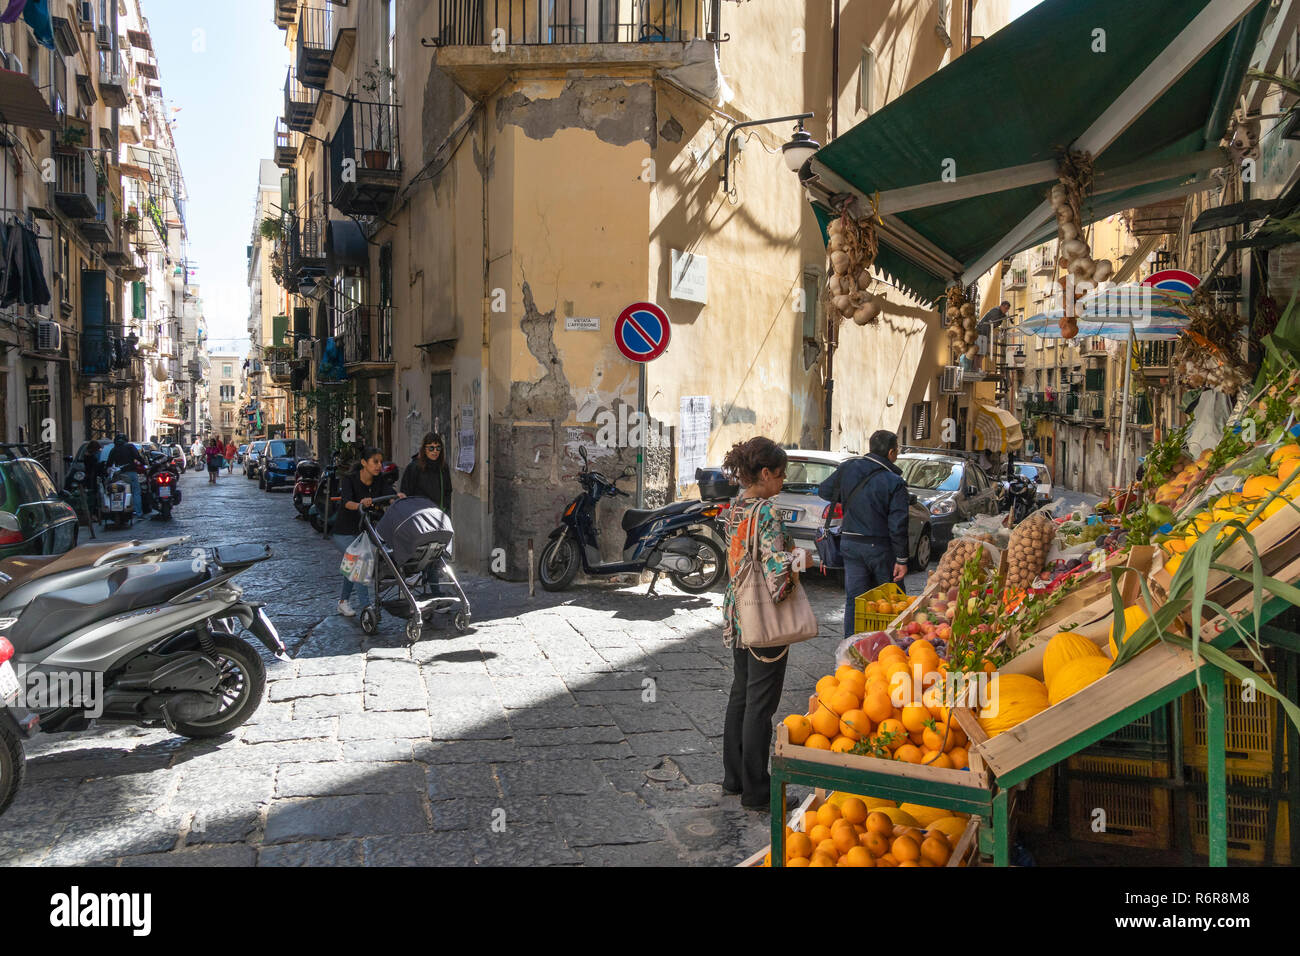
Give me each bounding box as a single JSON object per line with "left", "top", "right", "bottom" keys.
{"left": 0, "top": 530, "right": 286, "bottom": 816}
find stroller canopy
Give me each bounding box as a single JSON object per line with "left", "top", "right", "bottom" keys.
{"left": 375, "top": 496, "right": 453, "bottom": 565}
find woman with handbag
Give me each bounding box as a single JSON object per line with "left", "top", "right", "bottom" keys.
{"left": 332, "top": 446, "right": 385, "bottom": 618}
{"left": 721, "top": 437, "right": 816, "bottom": 811}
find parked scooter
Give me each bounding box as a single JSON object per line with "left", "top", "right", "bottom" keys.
{"left": 293, "top": 459, "right": 321, "bottom": 520}
{"left": 996, "top": 470, "right": 1038, "bottom": 528}
{"left": 538, "top": 446, "right": 725, "bottom": 594}
{"left": 0, "top": 538, "right": 286, "bottom": 816}
{"left": 60, "top": 456, "right": 99, "bottom": 540}
{"left": 695, "top": 466, "right": 739, "bottom": 552}
{"left": 100, "top": 464, "right": 137, "bottom": 529}
{"left": 146, "top": 452, "right": 182, "bottom": 521}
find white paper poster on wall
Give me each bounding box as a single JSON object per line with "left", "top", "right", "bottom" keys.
{"left": 456, "top": 405, "right": 475, "bottom": 473}
{"left": 670, "top": 249, "right": 708, "bottom": 304}
{"left": 677, "top": 395, "right": 711, "bottom": 488}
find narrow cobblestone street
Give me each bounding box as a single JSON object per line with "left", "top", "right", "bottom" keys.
{"left": 0, "top": 466, "right": 934, "bottom": 866}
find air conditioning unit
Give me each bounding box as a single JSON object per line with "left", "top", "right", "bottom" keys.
{"left": 96, "top": 23, "right": 112, "bottom": 50}
{"left": 940, "top": 365, "right": 964, "bottom": 393}
{"left": 36, "top": 320, "right": 61, "bottom": 352}
{"left": 296, "top": 339, "right": 312, "bottom": 359}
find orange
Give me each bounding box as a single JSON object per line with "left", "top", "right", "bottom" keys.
{"left": 863, "top": 687, "right": 894, "bottom": 724}
{"left": 810, "top": 705, "right": 840, "bottom": 739}
{"left": 893, "top": 743, "right": 924, "bottom": 764}
{"left": 876, "top": 718, "right": 906, "bottom": 748}
{"left": 921, "top": 836, "right": 952, "bottom": 866}
{"left": 878, "top": 853, "right": 898, "bottom": 867}
{"left": 808, "top": 824, "right": 832, "bottom": 846}
{"left": 1270, "top": 443, "right": 1300, "bottom": 466}
{"left": 1279, "top": 457, "right": 1300, "bottom": 486}
{"left": 839, "top": 796, "right": 868, "bottom": 825}
{"left": 832, "top": 826, "right": 859, "bottom": 855}
{"left": 830, "top": 735, "right": 856, "bottom": 753}
{"left": 1243, "top": 475, "right": 1280, "bottom": 501}
{"left": 877, "top": 645, "right": 907, "bottom": 666}
{"left": 908, "top": 730, "right": 925, "bottom": 747}
{"left": 908, "top": 638, "right": 936, "bottom": 661}
{"left": 815, "top": 802, "right": 842, "bottom": 828}
{"left": 782, "top": 714, "right": 812, "bottom": 745}
{"left": 900, "top": 703, "right": 930, "bottom": 734}
{"left": 874, "top": 599, "right": 891, "bottom": 615}
{"left": 897, "top": 860, "right": 921, "bottom": 867}
{"left": 887, "top": 669, "right": 919, "bottom": 706}
{"left": 804, "top": 733, "right": 832, "bottom": 750}
{"left": 883, "top": 659, "right": 913, "bottom": 683}
{"left": 837, "top": 670, "right": 867, "bottom": 700}
{"left": 863, "top": 662, "right": 886, "bottom": 684}
{"left": 802, "top": 810, "right": 818, "bottom": 831}
{"left": 922, "top": 721, "right": 953, "bottom": 752}
{"left": 814, "top": 839, "right": 838, "bottom": 861}
{"left": 891, "top": 834, "right": 921, "bottom": 862}
{"left": 921, "top": 750, "right": 954, "bottom": 769}
{"left": 842, "top": 846, "right": 874, "bottom": 867}
{"left": 815, "top": 675, "right": 840, "bottom": 702}
{"left": 863, "top": 830, "right": 890, "bottom": 857}
{"left": 785, "top": 831, "right": 813, "bottom": 860}
{"left": 838, "top": 709, "right": 871, "bottom": 741}
{"left": 865, "top": 811, "right": 893, "bottom": 835}
{"left": 948, "top": 746, "right": 969, "bottom": 770}
{"left": 808, "top": 856, "right": 834, "bottom": 867}
{"left": 787, "top": 857, "right": 810, "bottom": 867}
{"left": 835, "top": 664, "right": 861, "bottom": 683}
{"left": 828, "top": 687, "right": 861, "bottom": 717}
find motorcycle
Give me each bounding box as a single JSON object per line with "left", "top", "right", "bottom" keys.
{"left": 100, "top": 464, "right": 138, "bottom": 529}
{"left": 537, "top": 446, "right": 726, "bottom": 594}
{"left": 0, "top": 537, "right": 286, "bottom": 816}
{"left": 695, "top": 466, "right": 738, "bottom": 551}
{"left": 293, "top": 459, "right": 321, "bottom": 520}
{"left": 996, "top": 471, "right": 1039, "bottom": 528}
{"left": 147, "top": 453, "right": 182, "bottom": 521}
{"left": 60, "top": 456, "right": 99, "bottom": 540}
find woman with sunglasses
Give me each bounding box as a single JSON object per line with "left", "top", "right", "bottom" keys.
{"left": 400, "top": 431, "right": 453, "bottom": 590}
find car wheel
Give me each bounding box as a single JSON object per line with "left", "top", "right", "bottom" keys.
{"left": 910, "top": 527, "right": 932, "bottom": 571}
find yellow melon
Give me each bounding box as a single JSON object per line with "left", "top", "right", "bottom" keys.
{"left": 1047, "top": 656, "right": 1112, "bottom": 706}
{"left": 1041, "top": 632, "right": 1104, "bottom": 687}
{"left": 877, "top": 807, "right": 919, "bottom": 828}
{"left": 977, "top": 673, "right": 1050, "bottom": 737}
{"left": 927, "top": 816, "right": 970, "bottom": 843}
{"left": 897, "top": 803, "right": 950, "bottom": 828}
{"left": 1108, "top": 604, "right": 1150, "bottom": 658}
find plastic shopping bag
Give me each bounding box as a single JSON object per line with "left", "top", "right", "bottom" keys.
{"left": 340, "top": 533, "right": 374, "bottom": 583}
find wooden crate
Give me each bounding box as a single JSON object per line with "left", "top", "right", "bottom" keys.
{"left": 743, "top": 790, "right": 980, "bottom": 867}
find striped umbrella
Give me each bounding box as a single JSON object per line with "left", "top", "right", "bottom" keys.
{"left": 1022, "top": 283, "right": 1190, "bottom": 340}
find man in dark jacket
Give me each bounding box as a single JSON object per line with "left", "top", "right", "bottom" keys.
{"left": 105, "top": 434, "right": 148, "bottom": 517}
{"left": 817, "top": 430, "right": 911, "bottom": 637}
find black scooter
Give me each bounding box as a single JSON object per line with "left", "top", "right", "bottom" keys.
{"left": 61, "top": 456, "right": 98, "bottom": 539}
{"left": 146, "top": 452, "right": 182, "bottom": 521}
{"left": 537, "top": 447, "right": 725, "bottom": 594}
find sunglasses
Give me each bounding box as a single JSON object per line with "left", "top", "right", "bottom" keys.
{"left": 425, "top": 444, "right": 442, "bottom": 451}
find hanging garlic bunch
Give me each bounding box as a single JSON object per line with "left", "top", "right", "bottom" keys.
{"left": 1047, "top": 153, "right": 1113, "bottom": 340}
{"left": 1175, "top": 347, "right": 1247, "bottom": 393}
{"left": 944, "top": 287, "right": 979, "bottom": 361}
{"left": 827, "top": 210, "right": 882, "bottom": 325}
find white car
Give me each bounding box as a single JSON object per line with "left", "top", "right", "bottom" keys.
{"left": 770, "top": 450, "right": 933, "bottom": 571}
{"left": 1014, "top": 462, "right": 1053, "bottom": 505}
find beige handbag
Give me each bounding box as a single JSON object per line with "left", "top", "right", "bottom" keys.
{"left": 734, "top": 502, "right": 819, "bottom": 662}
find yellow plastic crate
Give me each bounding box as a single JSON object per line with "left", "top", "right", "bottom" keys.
{"left": 1186, "top": 769, "right": 1292, "bottom": 865}
{"left": 1066, "top": 754, "right": 1173, "bottom": 850}
{"left": 1182, "top": 655, "right": 1286, "bottom": 774}
{"left": 852, "top": 582, "right": 908, "bottom": 635}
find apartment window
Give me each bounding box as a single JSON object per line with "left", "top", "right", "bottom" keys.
{"left": 223, "top": 364, "right": 232, "bottom": 378}
{"left": 911, "top": 401, "right": 932, "bottom": 441}
{"left": 1046, "top": 368, "right": 1055, "bottom": 388}
{"left": 1045, "top": 437, "right": 1053, "bottom": 455}
{"left": 858, "top": 47, "right": 875, "bottom": 115}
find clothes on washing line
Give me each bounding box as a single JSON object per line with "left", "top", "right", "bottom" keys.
{"left": 0, "top": 1, "right": 28, "bottom": 26}
{"left": 0, "top": 219, "right": 52, "bottom": 308}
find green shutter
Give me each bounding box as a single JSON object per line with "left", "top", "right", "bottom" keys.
{"left": 272, "top": 314, "right": 289, "bottom": 347}
{"left": 132, "top": 281, "right": 146, "bottom": 320}
{"left": 1085, "top": 368, "right": 1105, "bottom": 392}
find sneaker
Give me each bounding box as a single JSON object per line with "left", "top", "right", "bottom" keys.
{"left": 337, "top": 599, "right": 356, "bottom": 617}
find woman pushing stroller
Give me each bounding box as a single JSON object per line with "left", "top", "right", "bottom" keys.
{"left": 399, "top": 432, "right": 451, "bottom": 592}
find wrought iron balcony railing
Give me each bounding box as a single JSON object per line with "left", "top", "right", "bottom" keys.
{"left": 330, "top": 99, "right": 401, "bottom": 215}
{"left": 339, "top": 305, "right": 393, "bottom": 365}
{"left": 430, "top": 0, "right": 720, "bottom": 46}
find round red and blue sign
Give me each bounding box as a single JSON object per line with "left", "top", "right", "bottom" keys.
{"left": 614, "top": 302, "right": 671, "bottom": 363}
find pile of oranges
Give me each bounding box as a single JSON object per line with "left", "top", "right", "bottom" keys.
{"left": 782, "top": 640, "right": 971, "bottom": 769}
{"left": 762, "top": 796, "right": 967, "bottom": 867}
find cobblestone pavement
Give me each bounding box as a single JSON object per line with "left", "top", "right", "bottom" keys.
{"left": 0, "top": 467, "right": 931, "bottom": 867}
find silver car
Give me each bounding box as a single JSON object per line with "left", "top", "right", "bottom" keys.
{"left": 771, "top": 450, "right": 934, "bottom": 571}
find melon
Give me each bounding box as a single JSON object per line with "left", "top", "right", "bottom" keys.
{"left": 1047, "top": 655, "right": 1112, "bottom": 706}
{"left": 926, "top": 816, "right": 970, "bottom": 843}
{"left": 977, "top": 673, "right": 1049, "bottom": 737}
{"left": 1108, "top": 604, "right": 1150, "bottom": 658}
{"left": 1042, "top": 631, "right": 1103, "bottom": 687}
{"left": 877, "top": 807, "right": 919, "bottom": 827}
{"left": 898, "top": 803, "right": 950, "bottom": 828}
{"left": 863, "top": 796, "right": 897, "bottom": 810}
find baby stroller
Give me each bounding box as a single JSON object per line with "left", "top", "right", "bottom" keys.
{"left": 357, "top": 495, "right": 471, "bottom": 642}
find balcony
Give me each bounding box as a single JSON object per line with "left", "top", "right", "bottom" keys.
{"left": 339, "top": 305, "right": 394, "bottom": 371}
{"left": 295, "top": 4, "right": 334, "bottom": 90}
{"left": 430, "top": 0, "right": 720, "bottom": 96}
{"left": 1079, "top": 391, "right": 1104, "bottom": 420}
{"left": 1004, "top": 266, "right": 1027, "bottom": 290}
{"left": 274, "top": 0, "right": 297, "bottom": 29}
{"left": 53, "top": 152, "right": 98, "bottom": 219}
{"left": 283, "top": 69, "right": 319, "bottom": 133}
{"left": 80, "top": 193, "right": 115, "bottom": 245}
{"left": 330, "top": 99, "right": 401, "bottom": 215}
{"left": 1032, "top": 249, "right": 1056, "bottom": 276}
{"left": 1126, "top": 394, "right": 1154, "bottom": 427}
{"left": 99, "top": 50, "right": 129, "bottom": 108}
{"left": 1139, "top": 340, "right": 1172, "bottom": 370}
{"left": 274, "top": 117, "right": 298, "bottom": 169}
{"left": 285, "top": 212, "right": 327, "bottom": 287}
{"left": 266, "top": 346, "right": 295, "bottom": 384}
{"left": 1081, "top": 336, "right": 1108, "bottom": 356}
{"left": 80, "top": 325, "right": 136, "bottom": 377}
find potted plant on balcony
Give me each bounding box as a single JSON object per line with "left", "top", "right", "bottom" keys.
{"left": 359, "top": 61, "right": 396, "bottom": 170}
{"left": 259, "top": 215, "right": 284, "bottom": 243}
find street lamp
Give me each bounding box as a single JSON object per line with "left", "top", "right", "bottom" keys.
{"left": 721, "top": 113, "right": 817, "bottom": 195}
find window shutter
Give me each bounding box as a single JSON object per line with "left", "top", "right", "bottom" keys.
{"left": 293, "top": 306, "right": 310, "bottom": 337}
{"left": 132, "top": 280, "right": 145, "bottom": 319}
{"left": 272, "top": 313, "right": 289, "bottom": 346}
{"left": 82, "top": 269, "right": 106, "bottom": 328}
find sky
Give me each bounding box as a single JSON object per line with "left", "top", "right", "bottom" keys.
{"left": 144, "top": 1, "right": 290, "bottom": 361}
{"left": 1008, "top": 0, "right": 1044, "bottom": 20}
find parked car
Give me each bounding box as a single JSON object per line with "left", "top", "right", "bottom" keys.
{"left": 770, "top": 450, "right": 934, "bottom": 571}
{"left": 259, "top": 438, "right": 313, "bottom": 491}
{"left": 237, "top": 444, "right": 248, "bottom": 464}
{"left": 0, "top": 446, "right": 78, "bottom": 559}
{"left": 245, "top": 440, "right": 269, "bottom": 480}
{"left": 1012, "top": 462, "right": 1053, "bottom": 506}
{"left": 895, "top": 452, "right": 1001, "bottom": 553}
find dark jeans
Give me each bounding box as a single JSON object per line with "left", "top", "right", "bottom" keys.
{"left": 842, "top": 538, "right": 896, "bottom": 638}
{"left": 723, "top": 645, "right": 789, "bottom": 807}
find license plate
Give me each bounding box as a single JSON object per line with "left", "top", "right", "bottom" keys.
{"left": 111, "top": 494, "right": 125, "bottom": 509}
{"left": 0, "top": 661, "right": 19, "bottom": 705}
{"left": 778, "top": 509, "right": 799, "bottom": 522}
{"left": 158, "top": 486, "right": 171, "bottom": 498}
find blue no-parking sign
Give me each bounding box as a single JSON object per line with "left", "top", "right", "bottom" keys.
{"left": 613, "top": 302, "right": 671, "bottom": 363}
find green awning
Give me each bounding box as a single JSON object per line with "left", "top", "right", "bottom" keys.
{"left": 806, "top": 0, "right": 1270, "bottom": 305}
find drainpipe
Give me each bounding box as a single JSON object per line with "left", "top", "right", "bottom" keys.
{"left": 831, "top": 0, "right": 840, "bottom": 141}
